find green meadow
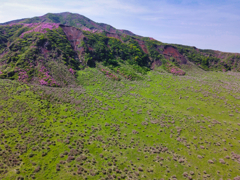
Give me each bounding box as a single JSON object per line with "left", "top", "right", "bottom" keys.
{"left": 0, "top": 66, "right": 240, "bottom": 180}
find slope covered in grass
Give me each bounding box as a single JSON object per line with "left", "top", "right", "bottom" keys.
{"left": 0, "top": 69, "right": 240, "bottom": 180}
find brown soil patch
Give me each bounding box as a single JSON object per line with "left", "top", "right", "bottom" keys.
{"left": 151, "top": 60, "right": 162, "bottom": 70}
{"left": 136, "top": 40, "right": 148, "bottom": 54}
{"left": 163, "top": 46, "right": 187, "bottom": 64}
{"left": 61, "top": 25, "right": 85, "bottom": 52}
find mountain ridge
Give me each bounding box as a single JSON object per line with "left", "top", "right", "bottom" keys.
{"left": 0, "top": 12, "right": 239, "bottom": 87}
{"left": 0, "top": 12, "right": 136, "bottom": 36}
{"left": 2, "top": 12, "right": 239, "bottom": 54}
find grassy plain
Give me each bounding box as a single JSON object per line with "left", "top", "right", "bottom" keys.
{"left": 0, "top": 67, "right": 240, "bottom": 180}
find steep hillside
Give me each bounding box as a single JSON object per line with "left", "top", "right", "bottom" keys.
{"left": 0, "top": 23, "right": 80, "bottom": 87}
{"left": 0, "top": 13, "right": 240, "bottom": 88}
{"left": 0, "top": 22, "right": 188, "bottom": 86}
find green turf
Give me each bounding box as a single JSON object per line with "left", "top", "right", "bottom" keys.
{"left": 0, "top": 68, "right": 240, "bottom": 180}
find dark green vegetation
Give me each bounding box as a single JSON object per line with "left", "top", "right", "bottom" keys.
{"left": 0, "top": 69, "right": 240, "bottom": 179}
{"left": 0, "top": 24, "right": 79, "bottom": 86}
{"left": 174, "top": 45, "right": 240, "bottom": 71}
{"left": 81, "top": 32, "right": 150, "bottom": 80}
{"left": 83, "top": 33, "right": 148, "bottom": 67}
{"left": 0, "top": 13, "right": 240, "bottom": 180}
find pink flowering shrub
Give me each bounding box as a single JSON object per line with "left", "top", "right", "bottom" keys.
{"left": 69, "top": 68, "right": 75, "bottom": 75}
{"left": 20, "top": 23, "right": 60, "bottom": 38}
{"left": 18, "top": 70, "right": 29, "bottom": 83}
{"left": 0, "top": 71, "right": 2, "bottom": 75}
{"left": 38, "top": 66, "right": 60, "bottom": 87}
{"left": 170, "top": 67, "right": 186, "bottom": 76}
{"left": 101, "top": 69, "right": 120, "bottom": 81}
{"left": 165, "top": 63, "right": 186, "bottom": 76}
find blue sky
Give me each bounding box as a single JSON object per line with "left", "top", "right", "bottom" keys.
{"left": 0, "top": 0, "right": 239, "bottom": 53}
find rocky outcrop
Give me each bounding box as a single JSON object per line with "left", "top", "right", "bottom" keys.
{"left": 60, "top": 25, "right": 86, "bottom": 61}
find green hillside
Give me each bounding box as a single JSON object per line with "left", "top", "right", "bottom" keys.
{"left": 0, "top": 69, "right": 240, "bottom": 179}
{"left": 0, "top": 13, "right": 240, "bottom": 180}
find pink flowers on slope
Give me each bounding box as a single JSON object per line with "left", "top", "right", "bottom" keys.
{"left": 165, "top": 63, "right": 186, "bottom": 76}
{"left": 101, "top": 69, "right": 120, "bottom": 81}
{"left": 18, "top": 70, "right": 28, "bottom": 83}
{"left": 15, "top": 66, "right": 60, "bottom": 86}
{"left": 39, "top": 79, "right": 48, "bottom": 86}
{"left": 69, "top": 68, "right": 75, "bottom": 75}
{"left": 39, "top": 66, "right": 59, "bottom": 87}
{"left": 170, "top": 67, "right": 186, "bottom": 76}
{"left": 20, "top": 23, "right": 60, "bottom": 38}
